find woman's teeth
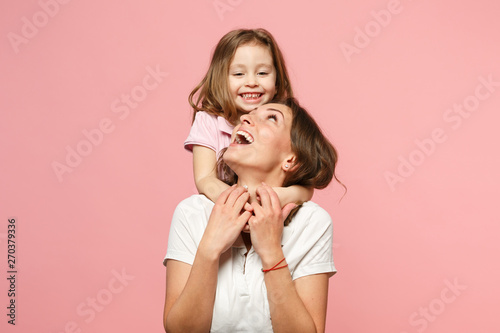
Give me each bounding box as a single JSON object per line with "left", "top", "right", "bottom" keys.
{"left": 235, "top": 131, "right": 254, "bottom": 144}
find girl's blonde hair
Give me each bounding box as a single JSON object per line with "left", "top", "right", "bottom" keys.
{"left": 189, "top": 28, "right": 293, "bottom": 125}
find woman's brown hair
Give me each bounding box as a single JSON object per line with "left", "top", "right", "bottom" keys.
{"left": 189, "top": 28, "right": 293, "bottom": 125}
{"left": 219, "top": 98, "right": 344, "bottom": 224}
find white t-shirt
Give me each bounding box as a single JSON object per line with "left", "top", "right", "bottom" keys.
{"left": 164, "top": 195, "right": 336, "bottom": 332}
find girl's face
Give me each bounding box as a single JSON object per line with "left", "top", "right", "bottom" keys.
{"left": 228, "top": 44, "right": 277, "bottom": 115}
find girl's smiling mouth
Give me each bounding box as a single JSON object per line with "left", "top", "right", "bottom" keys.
{"left": 240, "top": 93, "right": 263, "bottom": 100}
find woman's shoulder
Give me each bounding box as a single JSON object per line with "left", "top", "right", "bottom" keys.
{"left": 297, "top": 201, "right": 332, "bottom": 218}
{"left": 171, "top": 195, "right": 214, "bottom": 230}
{"left": 176, "top": 194, "right": 213, "bottom": 211}
{"left": 290, "top": 201, "right": 333, "bottom": 230}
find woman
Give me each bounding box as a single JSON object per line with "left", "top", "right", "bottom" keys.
{"left": 163, "top": 98, "right": 339, "bottom": 332}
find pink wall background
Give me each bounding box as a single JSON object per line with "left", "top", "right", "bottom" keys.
{"left": 1, "top": 0, "right": 499, "bottom": 332}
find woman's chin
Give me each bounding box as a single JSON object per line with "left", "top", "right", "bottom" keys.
{"left": 242, "top": 223, "right": 251, "bottom": 233}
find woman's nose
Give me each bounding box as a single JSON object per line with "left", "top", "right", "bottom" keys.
{"left": 239, "top": 113, "right": 253, "bottom": 125}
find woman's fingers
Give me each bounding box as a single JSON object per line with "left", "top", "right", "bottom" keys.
{"left": 216, "top": 185, "right": 250, "bottom": 226}
{"left": 256, "top": 184, "right": 271, "bottom": 209}
{"left": 265, "top": 183, "right": 282, "bottom": 211}
{"left": 256, "top": 183, "right": 281, "bottom": 211}
{"left": 204, "top": 186, "right": 252, "bottom": 255}
{"left": 247, "top": 185, "right": 285, "bottom": 259}
{"left": 225, "top": 185, "right": 248, "bottom": 207}
{"left": 244, "top": 202, "right": 253, "bottom": 212}
{"left": 234, "top": 191, "right": 250, "bottom": 212}
{"left": 238, "top": 210, "right": 252, "bottom": 225}
{"left": 216, "top": 184, "right": 237, "bottom": 205}
{"left": 250, "top": 200, "right": 263, "bottom": 216}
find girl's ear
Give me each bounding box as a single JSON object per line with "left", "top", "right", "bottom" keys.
{"left": 282, "top": 155, "right": 298, "bottom": 172}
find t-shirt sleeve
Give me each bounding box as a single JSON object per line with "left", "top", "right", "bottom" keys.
{"left": 290, "top": 206, "right": 336, "bottom": 280}
{"left": 184, "top": 111, "right": 218, "bottom": 152}
{"left": 163, "top": 202, "right": 198, "bottom": 266}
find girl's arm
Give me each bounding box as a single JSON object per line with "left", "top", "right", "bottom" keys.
{"left": 249, "top": 184, "right": 328, "bottom": 333}
{"left": 273, "top": 185, "right": 314, "bottom": 207}
{"left": 193, "top": 145, "right": 230, "bottom": 202}
{"left": 163, "top": 186, "right": 251, "bottom": 333}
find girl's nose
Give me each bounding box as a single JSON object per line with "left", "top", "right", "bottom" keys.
{"left": 245, "top": 74, "right": 258, "bottom": 87}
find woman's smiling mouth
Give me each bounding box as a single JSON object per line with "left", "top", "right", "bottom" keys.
{"left": 234, "top": 130, "right": 254, "bottom": 144}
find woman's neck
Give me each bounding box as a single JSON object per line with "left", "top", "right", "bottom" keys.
{"left": 236, "top": 178, "right": 280, "bottom": 203}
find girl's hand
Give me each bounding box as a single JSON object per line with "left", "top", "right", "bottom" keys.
{"left": 248, "top": 183, "right": 297, "bottom": 261}
{"left": 200, "top": 185, "right": 252, "bottom": 257}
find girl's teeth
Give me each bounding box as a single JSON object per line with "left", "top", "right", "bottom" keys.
{"left": 242, "top": 93, "right": 261, "bottom": 99}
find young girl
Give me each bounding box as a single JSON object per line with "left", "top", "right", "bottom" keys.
{"left": 185, "top": 28, "right": 313, "bottom": 205}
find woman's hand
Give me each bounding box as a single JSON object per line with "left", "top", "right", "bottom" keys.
{"left": 199, "top": 185, "right": 252, "bottom": 258}
{"left": 248, "top": 183, "right": 297, "bottom": 262}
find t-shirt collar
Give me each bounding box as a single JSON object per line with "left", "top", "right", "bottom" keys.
{"left": 232, "top": 225, "right": 294, "bottom": 250}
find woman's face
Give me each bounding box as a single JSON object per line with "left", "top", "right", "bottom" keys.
{"left": 224, "top": 103, "right": 294, "bottom": 175}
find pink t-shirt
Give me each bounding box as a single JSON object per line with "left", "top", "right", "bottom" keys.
{"left": 184, "top": 111, "right": 234, "bottom": 160}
